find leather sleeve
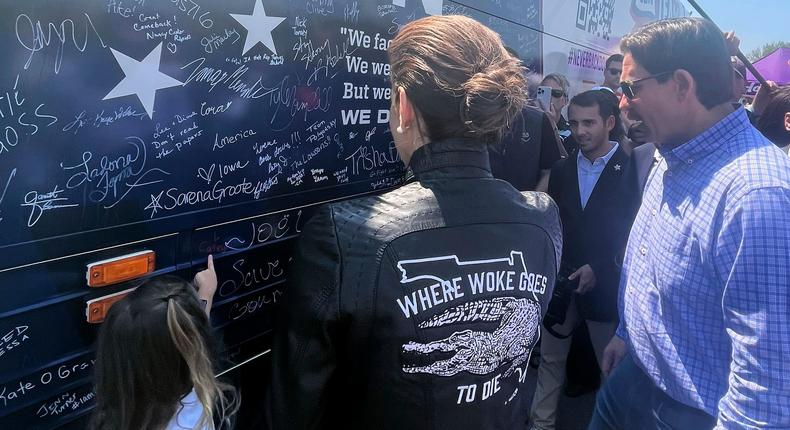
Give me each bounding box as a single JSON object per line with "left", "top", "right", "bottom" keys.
{"left": 545, "top": 163, "right": 565, "bottom": 272}
{"left": 268, "top": 205, "right": 343, "bottom": 430}
{"left": 522, "top": 190, "right": 563, "bottom": 274}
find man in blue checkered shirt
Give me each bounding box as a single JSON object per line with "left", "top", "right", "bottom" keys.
{"left": 588, "top": 18, "right": 790, "bottom": 430}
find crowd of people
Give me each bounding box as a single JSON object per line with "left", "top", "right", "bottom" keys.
{"left": 87, "top": 13, "right": 790, "bottom": 430}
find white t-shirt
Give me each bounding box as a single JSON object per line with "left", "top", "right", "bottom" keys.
{"left": 166, "top": 389, "right": 213, "bottom": 430}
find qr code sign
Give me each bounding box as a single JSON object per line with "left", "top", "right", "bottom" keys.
{"left": 576, "top": 0, "right": 616, "bottom": 40}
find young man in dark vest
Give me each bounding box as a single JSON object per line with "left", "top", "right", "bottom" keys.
{"left": 530, "top": 90, "right": 634, "bottom": 430}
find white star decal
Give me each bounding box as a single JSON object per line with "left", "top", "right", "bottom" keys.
{"left": 145, "top": 191, "right": 164, "bottom": 218}
{"left": 230, "top": 0, "right": 286, "bottom": 55}
{"left": 103, "top": 43, "right": 182, "bottom": 118}
{"left": 614, "top": 164, "right": 621, "bottom": 171}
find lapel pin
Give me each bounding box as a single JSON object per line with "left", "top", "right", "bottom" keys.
{"left": 614, "top": 164, "right": 621, "bottom": 171}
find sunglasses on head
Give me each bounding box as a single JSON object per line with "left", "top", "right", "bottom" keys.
{"left": 620, "top": 71, "right": 674, "bottom": 100}
{"left": 551, "top": 89, "right": 566, "bottom": 98}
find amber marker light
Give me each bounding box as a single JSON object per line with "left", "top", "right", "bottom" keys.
{"left": 85, "top": 287, "right": 137, "bottom": 324}
{"left": 86, "top": 250, "right": 155, "bottom": 288}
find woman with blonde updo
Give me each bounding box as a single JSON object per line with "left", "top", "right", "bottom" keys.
{"left": 270, "top": 15, "right": 562, "bottom": 430}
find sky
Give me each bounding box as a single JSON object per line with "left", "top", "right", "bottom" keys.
{"left": 692, "top": 0, "right": 789, "bottom": 58}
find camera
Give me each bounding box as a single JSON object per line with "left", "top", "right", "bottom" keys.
{"left": 543, "top": 264, "right": 578, "bottom": 331}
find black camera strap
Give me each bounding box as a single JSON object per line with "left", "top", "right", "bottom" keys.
{"left": 543, "top": 321, "right": 577, "bottom": 339}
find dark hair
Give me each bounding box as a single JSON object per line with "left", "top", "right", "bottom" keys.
{"left": 758, "top": 85, "right": 790, "bottom": 146}
{"left": 388, "top": 15, "right": 528, "bottom": 144}
{"left": 620, "top": 17, "right": 732, "bottom": 109}
{"left": 569, "top": 89, "right": 625, "bottom": 142}
{"left": 605, "top": 53, "right": 623, "bottom": 69}
{"left": 91, "top": 276, "right": 237, "bottom": 430}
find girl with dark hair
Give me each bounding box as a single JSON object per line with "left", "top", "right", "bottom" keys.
{"left": 270, "top": 15, "right": 561, "bottom": 430}
{"left": 91, "top": 256, "right": 237, "bottom": 430}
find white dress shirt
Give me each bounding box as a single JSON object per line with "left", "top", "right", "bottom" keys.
{"left": 577, "top": 142, "right": 619, "bottom": 209}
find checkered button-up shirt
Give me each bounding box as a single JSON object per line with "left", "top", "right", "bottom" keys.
{"left": 617, "top": 108, "right": 790, "bottom": 428}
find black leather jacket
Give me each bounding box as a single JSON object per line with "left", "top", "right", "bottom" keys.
{"left": 270, "top": 138, "right": 562, "bottom": 430}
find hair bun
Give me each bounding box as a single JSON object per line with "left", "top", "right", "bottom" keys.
{"left": 388, "top": 15, "right": 528, "bottom": 144}
{"left": 460, "top": 60, "right": 527, "bottom": 143}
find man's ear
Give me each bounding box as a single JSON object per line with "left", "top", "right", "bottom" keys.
{"left": 673, "top": 69, "right": 695, "bottom": 102}
{"left": 784, "top": 112, "right": 790, "bottom": 132}
{"left": 605, "top": 114, "right": 616, "bottom": 133}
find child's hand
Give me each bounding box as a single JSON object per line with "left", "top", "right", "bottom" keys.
{"left": 194, "top": 255, "right": 217, "bottom": 300}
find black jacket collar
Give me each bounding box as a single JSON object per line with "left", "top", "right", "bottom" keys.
{"left": 408, "top": 138, "right": 493, "bottom": 181}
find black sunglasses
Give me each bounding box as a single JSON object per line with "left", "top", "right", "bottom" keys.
{"left": 607, "top": 67, "right": 622, "bottom": 75}
{"left": 551, "top": 89, "right": 566, "bottom": 98}
{"left": 620, "top": 71, "right": 674, "bottom": 100}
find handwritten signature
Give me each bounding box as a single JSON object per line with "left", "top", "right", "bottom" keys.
{"left": 260, "top": 75, "right": 333, "bottom": 131}
{"left": 21, "top": 185, "right": 79, "bottom": 227}
{"left": 15, "top": 13, "right": 107, "bottom": 74}
{"left": 60, "top": 136, "right": 170, "bottom": 208}
{"left": 62, "top": 106, "right": 147, "bottom": 135}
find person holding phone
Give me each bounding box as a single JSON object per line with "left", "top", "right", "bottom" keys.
{"left": 489, "top": 65, "right": 567, "bottom": 192}
{"left": 538, "top": 74, "right": 571, "bottom": 133}
{"left": 537, "top": 74, "right": 573, "bottom": 153}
